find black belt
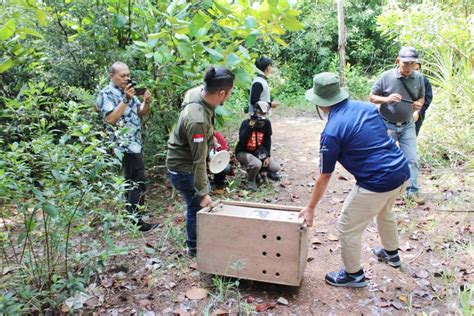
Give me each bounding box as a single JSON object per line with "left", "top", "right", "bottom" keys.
{"left": 384, "top": 119, "right": 410, "bottom": 126}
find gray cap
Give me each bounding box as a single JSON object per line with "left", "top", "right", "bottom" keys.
{"left": 398, "top": 46, "right": 419, "bottom": 62}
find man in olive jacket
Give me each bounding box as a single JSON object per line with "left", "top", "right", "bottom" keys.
{"left": 166, "top": 67, "right": 235, "bottom": 256}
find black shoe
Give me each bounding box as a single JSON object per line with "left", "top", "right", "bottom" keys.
{"left": 137, "top": 219, "right": 159, "bottom": 232}
{"left": 267, "top": 171, "right": 281, "bottom": 181}
{"left": 325, "top": 269, "right": 368, "bottom": 288}
{"left": 243, "top": 181, "right": 257, "bottom": 191}
{"left": 186, "top": 247, "right": 196, "bottom": 258}
{"left": 372, "top": 246, "right": 401, "bottom": 268}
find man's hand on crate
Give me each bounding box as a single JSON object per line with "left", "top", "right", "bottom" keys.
{"left": 299, "top": 206, "right": 315, "bottom": 227}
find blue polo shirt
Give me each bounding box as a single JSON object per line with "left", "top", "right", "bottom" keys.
{"left": 320, "top": 99, "right": 410, "bottom": 192}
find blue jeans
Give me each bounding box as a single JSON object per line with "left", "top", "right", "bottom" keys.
{"left": 385, "top": 121, "right": 419, "bottom": 194}
{"left": 168, "top": 170, "right": 201, "bottom": 253}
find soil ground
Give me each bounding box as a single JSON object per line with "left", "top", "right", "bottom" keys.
{"left": 94, "top": 109, "right": 473, "bottom": 315}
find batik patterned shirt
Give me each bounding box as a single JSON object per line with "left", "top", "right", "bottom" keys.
{"left": 97, "top": 83, "right": 142, "bottom": 153}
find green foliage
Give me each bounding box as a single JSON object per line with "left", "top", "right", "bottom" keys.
{"left": 267, "top": 0, "right": 396, "bottom": 91}
{"left": 0, "top": 83, "right": 129, "bottom": 312}
{"left": 377, "top": 1, "right": 473, "bottom": 166}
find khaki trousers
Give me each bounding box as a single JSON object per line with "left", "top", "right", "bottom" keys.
{"left": 337, "top": 181, "right": 408, "bottom": 273}
{"left": 236, "top": 152, "right": 281, "bottom": 182}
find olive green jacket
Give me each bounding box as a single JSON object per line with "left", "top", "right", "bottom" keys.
{"left": 166, "top": 86, "right": 214, "bottom": 197}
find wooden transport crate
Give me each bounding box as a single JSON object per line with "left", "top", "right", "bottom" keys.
{"left": 197, "top": 200, "right": 308, "bottom": 286}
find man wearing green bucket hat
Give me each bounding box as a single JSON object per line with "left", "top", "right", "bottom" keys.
{"left": 300, "top": 72, "right": 410, "bottom": 288}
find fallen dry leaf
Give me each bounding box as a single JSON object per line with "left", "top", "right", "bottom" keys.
{"left": 138, "top": 299, "right": 153, "bottom": 309}
{"left": 399, "top": 242, "right": 412, "bottom": 252}
{"left": 277, "top": 297, "right": 289, "bottom": 305}
{"left": 175, "top": 292, "right": 186, "bottom": 303}
{"left": 189, "top": 262, "right": 198, "bottom": 270}
{"left": 327, "top": 234, "right": 339, "bottom": 241}
{"left": 255, "top": 303, "right": 276, "bottom": 312}
{"left": 307, "top": 256, "right": 315, "bottom": 262}
{"left": 414, "top": 270, "right": 430, "bottom": 279}
{"left": 311, "top": 237, "right": 322, "bottom": 244}
{"left": 338, "top": 175, "right": 349, "bottom": 181}
{"left": 391, "top": 300, "right": 403, "bottom": 310}
{"left": 185, "top": 288, "right": 207, "bottom": 300}
{"left": 144, "top": 274, "right": 155, "bottom": 287}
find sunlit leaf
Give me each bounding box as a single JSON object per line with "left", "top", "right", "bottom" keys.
{"left": 281, "top": 15, "right": 304, "bottom": 31}
{"left": 226, "top": 53, "right": 241, "bottom": 67}
{"left": 177, "top": 42, "right": 193, "bottom": 59}
{"left": 0, "top": 58, "right": 14, "bottom": 73}
{"left": 0, "top": 19, "right": 16, "bottom": 41}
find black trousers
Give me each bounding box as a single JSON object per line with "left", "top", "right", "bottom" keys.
{"left": 415, "top": 112, "right": 425, "bottom": 136}
{"left": 123, "top": 153, "right": 146, "bottom": 216}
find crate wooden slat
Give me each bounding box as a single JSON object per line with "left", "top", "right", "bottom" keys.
{"left": 197, "top": 200, "right": 308, "bottom": 286}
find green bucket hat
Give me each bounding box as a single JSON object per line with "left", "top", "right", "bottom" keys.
{"left": 305, "top": 72, "right": 349, "bottom": 107}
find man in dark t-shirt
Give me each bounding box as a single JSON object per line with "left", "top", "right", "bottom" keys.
{"left": 301, "top": 72, "right": 410, "bottom": 288}
{"left": 235, "top": 102, "right": 281, "bottom": 191}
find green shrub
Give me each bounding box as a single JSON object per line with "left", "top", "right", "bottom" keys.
{"left": 0, "top": 84, "right": 129, "bottom": 312}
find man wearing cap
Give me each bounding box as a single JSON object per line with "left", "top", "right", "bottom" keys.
{"left": 370, "top": 46, "right": 425, "bottom": 197}
{"left": 235, "top": 101, "right": 281, "bottom": 191}
{"left": 300, "top": 72, "right": 410, "bottom": 287}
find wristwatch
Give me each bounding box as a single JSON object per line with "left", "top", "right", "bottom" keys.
{"left": 122, "top": 96, "right": 130, "bottom": 104}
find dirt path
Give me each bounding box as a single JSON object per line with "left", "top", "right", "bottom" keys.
{"left": 98, "top": 112, "right": 473, "bottom": 315}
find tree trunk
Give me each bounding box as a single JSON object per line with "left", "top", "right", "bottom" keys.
{"left": 337, "top": 0, "right": 346, "bottom": 86}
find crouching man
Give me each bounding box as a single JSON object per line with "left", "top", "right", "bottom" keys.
{"left": 300, "top": 73, "right": 410, "bottom": 287}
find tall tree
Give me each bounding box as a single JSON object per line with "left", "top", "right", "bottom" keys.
{"left": 337, "top": 0, "right": 346, "bottom": 86}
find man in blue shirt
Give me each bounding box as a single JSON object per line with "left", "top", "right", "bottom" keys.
{"left": 300, "top": 72, "right": 410, "bottom": 287}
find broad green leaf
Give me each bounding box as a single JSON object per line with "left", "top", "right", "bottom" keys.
{"left": 148, "top": 31, "right": 167, "bottom": 40}
{"left": 133, "top": 41, "right": 148, "bottom": 47}
{"left": 177, "top": 42, "right": 193, "bottom": 59}
{"left": 0, "top": 58, "right": 14, "bottom": 73}
{"left": 233, "top": 68, "right": 252, "bottom": 88}
{"left": 113, "top": 15, "right": 127, "bottom": 28}
{"left": 35, "top": 9, "right": 48, "bottom": 26}
{"left": 214, "top": 2, "right": 233, "bottom": 15}
{"left": 272, "top": 35, "right": 287, "bottom": 46}
{"left": 215, "top": 106, "right": 232, "bottom": 117}
{"left": 226, "top": 53, "right": 241, "bottom": 67}
{"left": 0, "top": 19, "right": 16, "bottom": 41}
{"left": 52, "top": 170, "right": 61, "bottom": 180}
{"left": 166, "top": 1, "right": 177, "bottom": 15}
{"left": 245, "top": 34, "right": 257, "bottom": 47}
{"left": 244, "top": 16, "right": 256, "bottom": 29}
{"left": 43, "top": 202, "right": 58, "bottom": 218}
{"left": 271, "top": 24, "right": 285, "bottom": 35}
{"left": 17, "top": 27, "right": 44, "bottom": 39}
{"left": 175, "top": 33, "right": 190, "bottom": 42}
{"left": 147, "top": 38, "right": 158, "bottom": 48}
{"left": 174, "top": 26, "right": 190, "bottom": 35}
{"left": 238, "top": 45, "right": 250, "bottom": 59}
{"left": 268, "top": 0, "right": 279, "bottom": 9}
{"left": 203, "top": 46, "right": 223, "bottom": 60}
{"left": 154, "top": 52, "right": 163, "bottom": 63}
{"left": 190, "top": 11, "right": 206, "bottom": 36}
{"left": 281, "top": 15, "right": 304, "bottom": 31}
